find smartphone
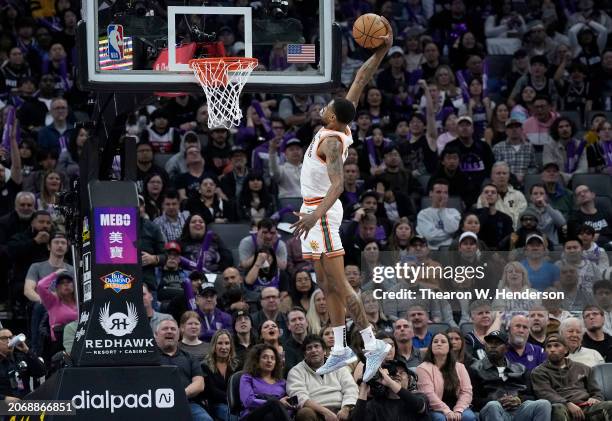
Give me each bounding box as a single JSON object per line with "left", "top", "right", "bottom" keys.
{"left": 287, "top": 396, "right": 298, "bottom": 406}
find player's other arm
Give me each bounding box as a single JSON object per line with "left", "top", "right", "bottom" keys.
{"left": 312, "top": 137, "right": 344, "bottom": 220}
{"left": 345, "top": 17, "right": 393, "bottom": 107}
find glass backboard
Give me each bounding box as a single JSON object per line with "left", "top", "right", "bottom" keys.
{"left": 80, "top": 1, "right": 341, "bottom": 94}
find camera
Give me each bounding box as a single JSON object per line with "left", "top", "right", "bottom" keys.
{"left": 268, "top": 0, "right": 289, "bottom": 19}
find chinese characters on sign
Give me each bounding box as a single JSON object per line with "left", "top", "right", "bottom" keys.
{"left": 94, "top": 208, "right": 138, "bottom": 265}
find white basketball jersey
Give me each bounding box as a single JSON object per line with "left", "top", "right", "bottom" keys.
{"left": 301, "top": 126, "right": 353, "bottom": 200}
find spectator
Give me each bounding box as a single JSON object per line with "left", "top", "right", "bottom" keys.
{"left": 468, "top": 330, "right": 552, "bottom": 420}
{"left": 568, "top": 185, "right": 612, "bottom": 248}
{"left": 476, "top": 161, "right": 528, "bottom": 228}
{"left": 560, "top": 317, "right": 604, "bottom": 367}
{"left": 361, "top": 291, "right": 394, "bottom": 335}
{"left": 492, "top": 262, "right": 541, "bottom": 323}
{"left": 407, "top": 304, "right": 433, "bottom": 350}
{"left": 244, "top": 246, "right": 287, "bottom": 293}
{"left": 202, "top": 127, "right": 232, "bottom": 177}
{"left": 527, "top": 184, "right": 566, "bottom": 245}
{"left": 143, "top": 284, "right": 173, "bottom": 332}
{"left": 446, "top": 327, "right": 474, "bottom": 367}
{"left": 473, "top": 183, "right": 514, "bottom": 250}
{"left": 416, "top": 332, "right": 475, "bottom": 421}
{"left": 587, "top": 119, "right": 612, "bottom": 174}
{"left": 428, "top": 147, "right": 475, "bottom": 208}
{"left": 155, "top": 318, "right": 212, "bottom": 421}
{"left": 505, "top": 314, "right": 546, "bottom": 371}
{"left": 135, "top": 141, "right": 170, "bottom": 195}
{"left": 345, "top": 264, "right": 363, "bottom": 295}
{"left": 464, "top": 300, "right": 500, "bottom": 361}
{"left": 202, "top": 329, "right": 239, "bottom": 421}
{"left": 194, "top": 284, "right": 232, "bottom": 343}
{"left": 178, "top": 214, "right": 232, "bottom": 274}
{"left": 544, "top": 117, "right": 588, "bottom": 185}
{"left": 184, "top": 176, "right": 235, "bottom": 224}
{"left": 165, "top": 132, "right": 202, "bottom": 183}
{"left": 498, "top": 210, "right": 551, "bottom": 252}
{"left": 416, "top": 179, "right": 461, "bottom": 250}
{"left": 0, "top": 328, "right": 46, "bottom": 399}
{"left": 578, "top": 224, "right": 610, "bottom": 272}
{"left": 393, "top": 319, "right": 423, "bottom": 368}
{"left": 237, "top": 172, "right": 276, "bottom": 224}
{"left": 217, "top": 267, "right": 259, "bottom": 314}
{"left": 219, "top": 145, "right": 250, "bottom": 199}
{"left": 582, "top": 305, "right": 612, "bottom": 362}
{"left": 175, "top": 145, "right": 210, "bottom": 201}
{"left": 492, "top": 119, "right": 537, "bottom": 183}
{"left": 57, "top": 125, "right": 88, "bottom": 181}
{"left": 0, "top": 192, "right": 35, "bottom": 248}
{"left": 140, "top": 108, "right": 181, "bottom": 154}
{"left": 233, "top": 309, "right": 255, "bottom": 366}
{"left": 280, "top": 270, "right": 315, "bottom": 314}
{"left": 153, "top": 190, "right": 189, "bottom": 242}
{"left": 36, "top": 97, "right": 74, "bottom": 155}
{"left": 238, "top": 219, "right": 287, "bottom": 271}
{"left": 287, "top": 334, "right": 358, "bottom": 421}
{"left": 35, "top": 269, "right": 77, "bottom": 358}
{"left": 239, "top": 344, "right": 294, "bottom": 421}
{"left": 283, "top": 307, "right": 309, "bottom": 370}
{"left": 555, "top": 238, "right": 601, "bottom": 295}
{"left": 528, "top": 305, "right": 550, "bottom": 348}
{"left": 521, "top": 95, "right": 557, "bottom": 152}
{"left": 142, "top": 173, "right": 165, "bottom": 220}
{"left": 178, "top": 311, "right": 208, "bottom": 362}
{"left": 593, "top": 280, "right": 612, "bottom": 335}
{"left": 250, "top": 286, "right": 288, "bottom": 334}
{"left": 353, "top": 333, "right": 398, "bottom": 383}
{"left": 269, "top": 137, "right": 302, "bottom": 199}
{"left": 353, "top": 358, "right": 429, "bottom": 421}
{"left": 531, "top": 333, "right": 612, "bottom": 421}
{"left": 510, "top": 55, "right": 559, "bottom": 108}
{"left": 305, "top": 289, "right": 329, "bottom": 336}
{"left": 557, "top": 265, "right": 594, "bottom": 312}
{"left": 540, "top": 161, "right": 574, "bottom": 220}
{"left": 510, "top": 85, "right": 536, "bottom": 123}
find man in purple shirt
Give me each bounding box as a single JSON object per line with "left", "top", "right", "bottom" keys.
{"left": 196, "top": 284, "right": 233, "bottom": 342}
{"left": 505, "top": 314, "right": 546, "bottom": 371}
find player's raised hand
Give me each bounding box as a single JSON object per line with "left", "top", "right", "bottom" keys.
{"left": 291, "top": 212, "right": 318, "bottom": 239}
{"left": 376, "top": 16, "right": 393, "bottom": 51}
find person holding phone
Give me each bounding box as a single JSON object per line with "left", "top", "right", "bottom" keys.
{"left": 239, "top": 344, "right": 294, "bottom": 421}
{"left": 287, "top": 335, "right": 358, "bottom": 421}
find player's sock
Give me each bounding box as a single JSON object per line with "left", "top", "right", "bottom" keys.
{"left": 331, "top": 325, "right": 347, "bottom": 353}
{"left": 360, "top": 325, "right": 377, "bottom": 351}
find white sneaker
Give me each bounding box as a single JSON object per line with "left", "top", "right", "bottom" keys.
{"left": 315, "top": 347, "right": 358, "bottom": 375}
{"left": 363, "top": 340, "right": 392, "bottom": 382}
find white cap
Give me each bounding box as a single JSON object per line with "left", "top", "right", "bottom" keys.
{"left": 387, "top": 46, "right": 404, "bottom": 57}
{"left": 459, "top": 231, "right": 478, "bottom": 243}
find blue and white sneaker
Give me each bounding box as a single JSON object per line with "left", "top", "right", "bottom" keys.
{"left": 316, "top": 347, "right": 358, "bottom": 375}
{"left": 362, "top": 340, "right": 392, "bottom": 382}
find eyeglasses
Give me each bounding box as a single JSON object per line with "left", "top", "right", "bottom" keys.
{"left": 0, "top": 336, "right": 12, "bottom": 342}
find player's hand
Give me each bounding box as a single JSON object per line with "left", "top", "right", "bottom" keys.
{"left": 376, "top": 16, "right": 393, "bottom": 52}
{"left": 291, "top": 212, "right": 318, "bottom": 239}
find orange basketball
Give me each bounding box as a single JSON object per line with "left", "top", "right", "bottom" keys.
{"left": 352, "top": 14, "right": 387, "bottom": 49}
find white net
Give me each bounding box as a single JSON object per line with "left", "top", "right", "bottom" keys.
{"left": 190, "top": 58, "right": 258, "bottom": 130}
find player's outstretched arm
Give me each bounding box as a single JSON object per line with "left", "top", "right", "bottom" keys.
{"left": 345, "top": 16, "right": 393, "bottom": 107}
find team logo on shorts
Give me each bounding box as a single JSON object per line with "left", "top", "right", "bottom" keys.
{"left": 310, "top": 240, "right": 320, "bottom": 252}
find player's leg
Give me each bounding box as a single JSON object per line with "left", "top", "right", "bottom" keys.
{"left": 318, "top": 254, "right": 391, "bottom": 381}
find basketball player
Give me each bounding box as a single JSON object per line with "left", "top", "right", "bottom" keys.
{"left": 291, "top": 17, "right": 393, "bottom": 381}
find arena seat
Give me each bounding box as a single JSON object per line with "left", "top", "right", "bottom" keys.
{"left": 571, "top": 174, "right": 612, "bottom": 198}
{"left": 592, "top": 363, "right": 612, "bottom": 400}
{"left": 417, "top": 175, "right": 431, "bottom": 192}
{"left": 460, "top": 322, "right": 474, "bottom": 337}
{"left": 154, "top": 153, "right": 173, "bottom": 168}
{"left": 586, "top": 111, "right": 612, "bottom": 127}
{"left": 279, "top": 197, "right": 302, "bottom": 223}
{"left": 562, "top": 110, "right": 584, "bottom": 130}
{"left": 595, "top": 196, "right": 612, "bottom": 214}
{"left": 209, "top": 223, "right": 252, "bottom": 249}
{"left": 523, "top": 174, "right": 543, "bottom": 196}
{"left": 227, "top": 370, "right": 245, "bottom": 416}
{"left": 428, "top": 322, "right": 450, "bottom": 335}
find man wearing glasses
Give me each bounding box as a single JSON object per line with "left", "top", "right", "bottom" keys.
{"left": 0, "top": 329, "right": 46, "bottom": 401}
{"left": 568, "top": 185, "right": 612, "bottom": 249}
{"left": 36, "top": 97, "right": 74, "bottom": 155}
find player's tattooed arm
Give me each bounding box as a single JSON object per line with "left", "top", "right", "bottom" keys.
{"left": 346, "top": 17, "right": 393, "bottom": 107}
{"left": 312, "top": 137, "right": 344, "bottom": 219}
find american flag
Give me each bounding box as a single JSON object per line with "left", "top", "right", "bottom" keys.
{"left": 287, "top": 44, "right": 316, "bottom": 63}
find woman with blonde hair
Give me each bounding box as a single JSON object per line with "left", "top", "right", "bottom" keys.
{"left": 179, "top": 311, "right": 208, "bottom": 361}
{"left": 492, "top": 261, "right": 540, "bottom": 327}
{"left": 433, "top": 65, "right": 463, "bottom": 108}
{"left": 361, "top": 290, "right": 394, "bottom": 335}
{"left": 202, "top": 329, "right": 239, "bottom": 421}
{"left": 306, "top": 289, "right": 329, "bottom": 334}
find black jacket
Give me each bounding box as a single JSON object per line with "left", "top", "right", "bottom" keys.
{"left": 468, "top": 356, "right": 535, "bottom": 411}
{"left": 352, "top": 389, "right": 429, "bottom": 421}
{"left": 7, "top": 229, "right": 49, "bottom": 286}
{"left": 0, "top": 350, "right": 46, "bottom": 399}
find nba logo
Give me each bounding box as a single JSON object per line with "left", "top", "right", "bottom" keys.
{"left": 107, "top": 25, "right": 124, "bottom": 60}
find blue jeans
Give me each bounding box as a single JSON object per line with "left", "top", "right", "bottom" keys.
{"left": 210, "top": 403, "right": 238, "bottom": 421}
{"left": 190, "top": 403, "right": 214, "bottom": 421}
{"left": 480, "top": 399, "right": 552, "bottom": 421}
{"left": 431, "top": 409, "right": 477, "bottom": 421}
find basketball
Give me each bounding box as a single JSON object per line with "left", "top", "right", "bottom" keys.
{"left": 352, "top": 14, "right": 387, "bottom": 49}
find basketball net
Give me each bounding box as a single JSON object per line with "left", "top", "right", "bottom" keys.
{"left": 189, "top": 57, "right": 258, "bottom": 130}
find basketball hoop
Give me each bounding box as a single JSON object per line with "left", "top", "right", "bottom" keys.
{"left": 189, "top": 57, "right": 258, "bottom": 130}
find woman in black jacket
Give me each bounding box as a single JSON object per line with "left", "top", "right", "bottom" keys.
{"left": 179, "top": 213, "right": 233, "bottom": 273}
{"left": 202, "top": 329, "right": 239, "bottom": 421}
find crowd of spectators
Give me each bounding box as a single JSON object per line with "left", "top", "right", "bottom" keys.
{"left": 1, "top": 0, "right": 612, "bottom": 420}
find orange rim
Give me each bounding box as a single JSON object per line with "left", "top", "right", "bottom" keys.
{"left": 189, "top": 57, "right": 258, "bottom": 86}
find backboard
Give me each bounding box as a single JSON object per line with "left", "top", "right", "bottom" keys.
{"left": 79, "top": 1, "right": 341, "bottom": 94}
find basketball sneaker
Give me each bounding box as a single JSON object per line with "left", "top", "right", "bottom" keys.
{"left": 362, "top": 340, "right": 392, "bottom": 382}
{"left": 315, "top": 347, "right": 358, "bottom": 375}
